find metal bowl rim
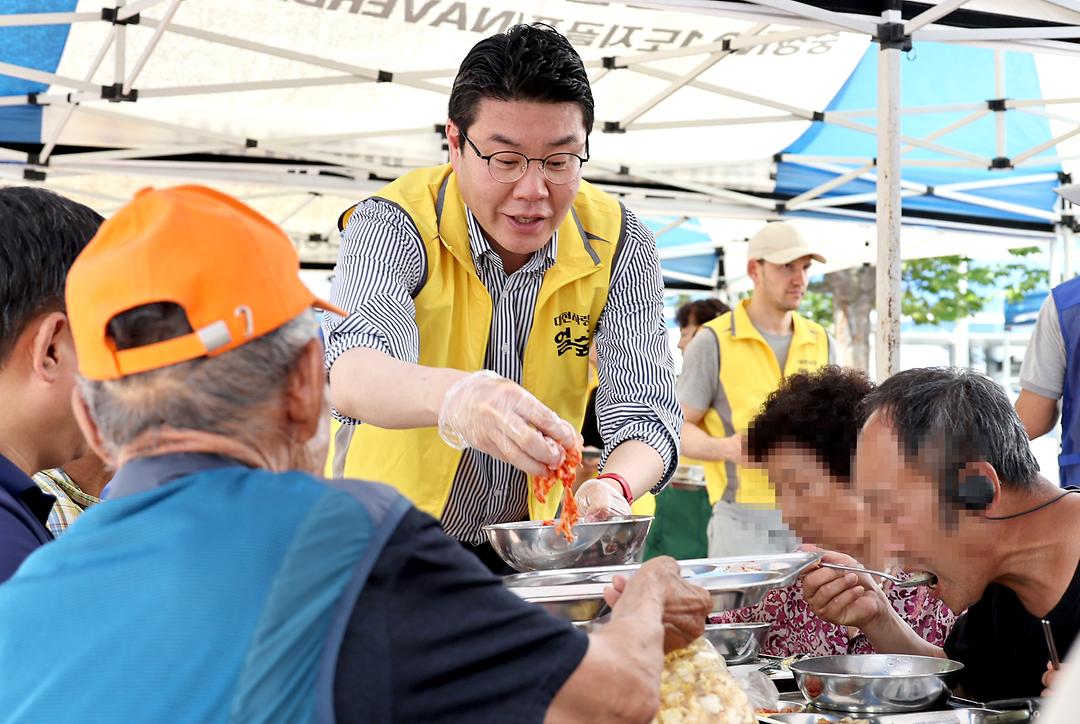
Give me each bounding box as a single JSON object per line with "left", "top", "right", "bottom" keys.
{"left": 790, "top": 653, "right": 964, "bottom": 679}
{"left": 482, "top": 515, "right": 654, "bottom": 532}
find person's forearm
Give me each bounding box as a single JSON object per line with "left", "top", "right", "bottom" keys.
{"left": 1015, "top": 389, "right": 1060, "bottom": 440}
{"left": 329, "top": 347, "right": 466, "bottom": 428}
{"left": 546, "top": 625, "right": 660, "bottom": 723}
{"left": 861, "top": 605, "right": 947, "bottom": 658}
{"left": 547, "top": 579, "right": 664, "bottom": 722}
{"left": 679, "top": 421, "right": 736, "bottom": 462}
{"left": 602, "top": 440, "right": 666, "bottom": 501}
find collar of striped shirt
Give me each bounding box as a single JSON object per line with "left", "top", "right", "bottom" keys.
{"left": 464, "top": 208, "right": 558, "bottom": 275}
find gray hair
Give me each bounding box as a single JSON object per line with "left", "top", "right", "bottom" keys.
{"left": 861, "top": 366, "right": 1039, "bottom": 492}
{"left": 79, "top": 307, "right": 317, "bottom": 457}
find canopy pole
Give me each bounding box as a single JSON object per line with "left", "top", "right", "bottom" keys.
{"left": 1064, "top": 223, "right": 1074, "bottom": 281}
{"left": 1049, "top": 229, "right": 1059, "bottom": 287}
{"left": 876, "top": 5, "right": 904, "bottom": 380}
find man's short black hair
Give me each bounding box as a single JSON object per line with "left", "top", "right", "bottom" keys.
{"left": 448, "top": 23, "right": 594, "bottom": 138}
{"left": 0, "top": 187, "right": 103, "bottom": 365}
{"left": 747, "top": 365, "right": 874, "bottom": 482}
{"left": 861, "top": 366, "right": 1039, "bottom": 491}
{"left": 675, "top": 299, "right": 730, "bottom": 329}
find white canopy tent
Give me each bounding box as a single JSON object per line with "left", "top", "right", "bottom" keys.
{"left": 4, "top": 1, "right": 1080, "bottom": 377}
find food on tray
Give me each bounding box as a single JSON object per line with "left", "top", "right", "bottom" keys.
{"left": 755, "top": 705, "right": 803, "bottom": 714}
{"left": 652, "top": 637, "right": 755, "bottom": 724}
{"left": 533, "top": 444, "right": 582, "bottom": 543}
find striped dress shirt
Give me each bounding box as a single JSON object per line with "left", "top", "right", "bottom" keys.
{"left": 323, "top": 194, "right": 681, "bottom": 544}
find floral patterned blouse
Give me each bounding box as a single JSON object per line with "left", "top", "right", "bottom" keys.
{"left": 711, "top": 569, "right": 957, "bottom": 657}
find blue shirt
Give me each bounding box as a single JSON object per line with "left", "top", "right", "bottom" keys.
{"left": 38, "top": 453, "right": 589, "bottom": 721}
{"left": 0, "top": 452, "right": 53, "bottom": 582}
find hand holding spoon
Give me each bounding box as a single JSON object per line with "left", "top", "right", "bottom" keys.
{"left": 819, "top": 562, "right": 937, "bottom": 588}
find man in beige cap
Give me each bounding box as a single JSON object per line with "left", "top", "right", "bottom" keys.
{"left": 677, "top": 221, "right": 835, "bottom": 556}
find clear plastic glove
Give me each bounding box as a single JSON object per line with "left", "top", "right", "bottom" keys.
{"left": 576, "top": 477, "right": 632, "bottom": 522}
{"left": 438, "top": 370, "right": 579, "bottom": 477}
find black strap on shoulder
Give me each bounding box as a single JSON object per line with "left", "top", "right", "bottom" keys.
{"left": 337, "top": 204, "right": 357, "bottom": 232}
{"left": 340, "top": 197, "right": 429, "bottom": 300}
{"left": 607, "top": 202, "right": 629, "bottom": 284}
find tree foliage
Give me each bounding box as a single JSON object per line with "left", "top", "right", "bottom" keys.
{"left": 802, "top": 248, "right": 1045, "bottom": 329}
{"left": 801, "top": 286, "right": 835, "bottom": 328}
{"left": 901, "top": 247, "right": 1043, "bottom": 326}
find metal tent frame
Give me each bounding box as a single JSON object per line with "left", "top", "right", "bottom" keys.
{"left": 3, "top": 1, "right": 1080, "bottom": 377}
{"left": 631, "top": 0, "right": 1080, "bottom": 377}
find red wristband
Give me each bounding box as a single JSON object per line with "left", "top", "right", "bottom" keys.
{"left": 596, "top": 472, "right": 634, "bottom": 504}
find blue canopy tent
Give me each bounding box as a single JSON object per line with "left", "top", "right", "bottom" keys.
{"left": 0, "top": 1, "right": 76, "bottom": 145}
{"left": 646, "top": 216, "right": 724, "bottom": 290}
{"left": 776, "top": 42, "right": 1063, "bottom": 231}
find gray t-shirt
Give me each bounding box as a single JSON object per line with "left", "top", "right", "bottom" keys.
{"left": 760, "top": 329, "right": 794, "bottom": 371}
{"left": 678, "top": 328, "right": 725, "bottom": 413}
{"left": 1019, "top": 294, "right": 1066, "bottom": 400}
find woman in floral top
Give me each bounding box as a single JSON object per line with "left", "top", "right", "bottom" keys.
{"left": 711, "top": 366, "right": 956, "bottom": 656}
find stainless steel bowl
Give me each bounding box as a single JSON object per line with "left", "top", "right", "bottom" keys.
{"left": 790, "top": 654, "right": 964, "bottom": 714}
{"left": 702, "top": 622, "right": 770, "bottom": 664}
{"left": 483, "top": 515, "right": 653, "bottom": 572}
{"left": 757, "top": 715, "right": 843, "bottom": 724}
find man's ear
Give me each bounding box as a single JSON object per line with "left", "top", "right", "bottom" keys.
{"left": 284, "top": 338, "right": 325, "bottom": 443}
{"left": 27, "top": 311, "right": 70, "bottom": 383}
{"left": 71, "top": 385, "right": 114, "bottom": 468}
{"left": 446, "top": 119, "right": 463, "bottom": 164}
{"left": 746, "top": 258, "right": 761, "bottom": 285}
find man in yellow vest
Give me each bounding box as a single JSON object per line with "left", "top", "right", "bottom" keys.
{"left": 678, "top": 222, "right": 834, "bottom": 557}
{"left": 323, "top": 24, "right": 681, "bottom": 571}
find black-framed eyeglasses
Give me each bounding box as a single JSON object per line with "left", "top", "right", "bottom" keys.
{"left": 458, "top": 129, "right": 588, "bottom": 185}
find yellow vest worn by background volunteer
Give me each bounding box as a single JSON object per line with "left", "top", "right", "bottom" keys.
{"left": 699, "top": 300, "right": 830, "bottom": 506}
{"left": 327, "top": 164, "right": 626, "bottom": 521}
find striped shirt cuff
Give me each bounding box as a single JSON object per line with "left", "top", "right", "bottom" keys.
{"left": 603, "top": 421, "right": 679, "bottom": 494}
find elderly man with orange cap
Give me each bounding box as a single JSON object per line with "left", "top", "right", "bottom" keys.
{"left": 0, "top": 185, "right": 710, "bottom": 722}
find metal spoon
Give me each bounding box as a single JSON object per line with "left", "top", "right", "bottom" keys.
{"left": 819, "top": 562, "right": 937, "bottom": 588}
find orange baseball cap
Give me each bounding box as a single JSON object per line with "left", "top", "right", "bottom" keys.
{"left": 66, "top": 185, "right": 346, "bottom": 381}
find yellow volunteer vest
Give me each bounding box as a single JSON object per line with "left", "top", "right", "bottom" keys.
{"left": 327, "top": 164, "right": 625, "bottom": 521}
{"left": 700, "top": 300, "right": 830, "bottom": 507}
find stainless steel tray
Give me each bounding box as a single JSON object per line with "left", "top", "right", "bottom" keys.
{"left": 873, "top": 711, "right": 1032, "bottom": 723}
{"left": 505, "top": 552, "right": 822, "bottom": 622}
{"left": 759, "top": 712, "right": 1025, "bottom": 724}
{"left": 765, "top": 711, "right": 1031, "bottom": 723}
{"left": 766, "top": 692, "right": 1035, "bottom": 724}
